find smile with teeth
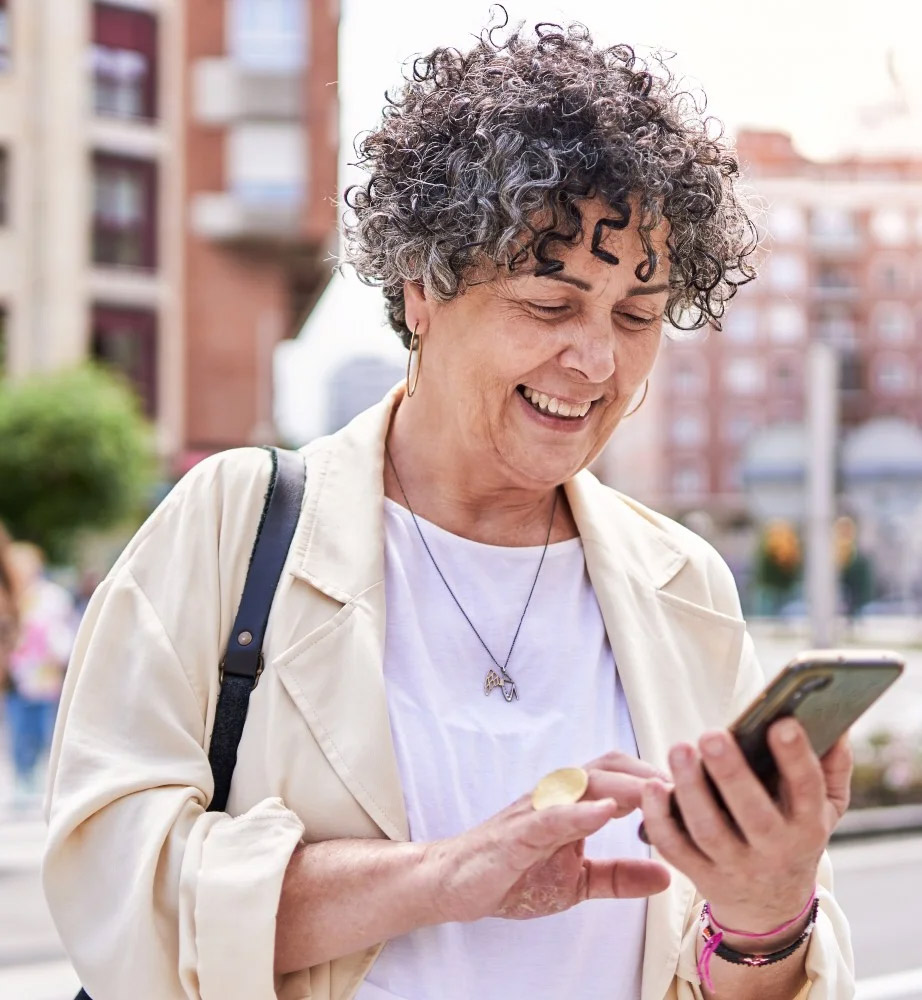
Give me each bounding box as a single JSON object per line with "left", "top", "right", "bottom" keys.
{"left": 520, "top": 386, "right": 593, "bottom": 419}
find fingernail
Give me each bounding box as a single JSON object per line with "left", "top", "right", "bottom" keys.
{"left": 702, "top": 735, "right": 726, "bottom": 757}
{"left": 670, "top": 745, "right": 693, "bottom": 767}
{"left": 778, "top": 719, "right": 799, "bottom": 744}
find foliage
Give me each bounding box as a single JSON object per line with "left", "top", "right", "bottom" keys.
{"left": 851, "top": 728, "right": 922, "bottom": 809}
{"left": 0, "top": 365, "right": 156, "bottom": 562}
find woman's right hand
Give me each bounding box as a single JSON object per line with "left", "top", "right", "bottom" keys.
{"left": 424, "top": 751, "right": 672, "bottom": 923}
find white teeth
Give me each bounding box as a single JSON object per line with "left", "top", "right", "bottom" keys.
{"left": 521, "top": 387, "right": 593, "bottom": 420}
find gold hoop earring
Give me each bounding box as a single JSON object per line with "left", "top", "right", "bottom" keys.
{"left": 624, "top": 379, "right": 649, "bottom": 418}
{"left": 406, "top": 323, "right": 423, "bottom": 397}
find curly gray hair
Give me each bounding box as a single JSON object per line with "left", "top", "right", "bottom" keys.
{"left": 341, "top": 12, "right": 758, "bottom": 348}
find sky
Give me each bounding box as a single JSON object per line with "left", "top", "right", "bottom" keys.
{"left": 339, "top": 0, "right": 921, "bottom": 171}
{"left": 276, "top": 0, "right": 922, "bottom": 440}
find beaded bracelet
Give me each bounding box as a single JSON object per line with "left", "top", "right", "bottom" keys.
{"left": 697, "top": 895, "right": 820, "bottom": 991}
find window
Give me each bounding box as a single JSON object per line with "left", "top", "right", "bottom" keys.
{"left": 92, "top": 4, "right": 158, "bottom": 119}
{"left": 769, "top": 204, "right": 805, "bottom": 243}
{"left": 771, "top": 357, "right": 799, "bottom": 395}
{"left": 767, "top": 252, "right": 806, "bottom": 291}
{"left": 839, "top": 350, "right": 863, "bottom": 393}
{"left": 723, "top": 305, "right": 758, "bottom": 343}
{"left": 815, "top": 264, "right": 856, "bottom": 291}
{"left": 672, "top": 466, "right": 706, "bottom": 497}
{"left": 810, "top": 207, "right": 858, "bottom": 242}
{"left": 230, "top": 0, "right": 306, "bottom": 71}
{"left": 874, "top": 303, "right": 913, "bottom": 343}
{"left": 875, "top": 355, "right": 914, "bottom": 395}
{"left": 0, "top": 147, "right": 8, "bottom": 226}
{"left": 92, "top": 154, "right": 157, "bottom": 269}
{"left": 815, "top": 307, "right": 857, "bottom": 348}
{"left": 91, "top": 305, "right": 157, "bottom": 415}
{"left": 724, "top": 412, "right": 757, "bottom": 444}
{"left": 724, "top": 358, "right": 765, "bottom": 396}
{"left": 0, "top": 0, "right": 10, "bottom": 71}
{"left": 870, "top": 209, "right": 910, "bottom": 246}
{"left": 767, "top": 304, "right": 806, "bottom": 343}
{"left": 875, "top": 258, "right": 909, "bottom": 292}
{"left": 670, "top": 412, "right": 707, "bottom": 447}
{"left": 228, "top": 123, "right": 304, "bottom": 206}
{"left": 670, "top": 358, "right": 707, "bottom": 396}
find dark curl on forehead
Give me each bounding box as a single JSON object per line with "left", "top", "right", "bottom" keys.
{"left": 342, "top": 8, "right": 759, "bottom": 348}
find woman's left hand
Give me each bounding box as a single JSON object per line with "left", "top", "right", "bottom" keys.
{"left": 640, "top": 717, "right": 853, "bottom": 932}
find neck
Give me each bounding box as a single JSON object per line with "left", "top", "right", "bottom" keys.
{"left": 385, "top": 395, "right": 578, "bottom": 546}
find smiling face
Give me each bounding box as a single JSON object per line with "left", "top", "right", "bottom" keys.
{"left": 401, "top": 197, "right": 671, "bottom": 493}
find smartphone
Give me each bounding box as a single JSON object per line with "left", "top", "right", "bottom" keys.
{"left": 637, "top": 649, "right": 905, "bottom": 844}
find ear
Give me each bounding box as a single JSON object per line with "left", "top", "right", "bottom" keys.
{"left": 403, "top": 279, "right": 430, "bottom": 334}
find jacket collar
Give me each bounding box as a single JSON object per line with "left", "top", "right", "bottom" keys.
{"left": 293, "top": 385, "right": 690, "bottom": 601}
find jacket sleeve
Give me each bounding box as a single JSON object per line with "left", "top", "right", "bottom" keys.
{"left": 42, "top": 450, "right": 306, "bottom": 1000}
{"left": 670, "top": 548, "right": 856, "bottom": 999}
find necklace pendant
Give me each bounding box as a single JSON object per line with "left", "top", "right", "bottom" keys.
{"left": 484, "top": 668, "right": 518, "bottom": 702}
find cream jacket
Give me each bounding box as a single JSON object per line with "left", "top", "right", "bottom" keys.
{"left": 44, "top": 389, "right": 854, "bottom": 1000}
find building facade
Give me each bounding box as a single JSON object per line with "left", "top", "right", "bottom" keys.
{"left": 0, "top": 0, "right": 338, "bottom": 467}
{"left": 651, "top": 130, "right": 922, "bottom": 519}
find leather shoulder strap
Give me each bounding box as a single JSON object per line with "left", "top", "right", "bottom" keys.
{"left": 207, "top": 446, "right": 306, "bottom": 813}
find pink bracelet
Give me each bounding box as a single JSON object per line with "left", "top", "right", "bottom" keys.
{"left": 696, "top": 888, "right": 818, "bottom": 991}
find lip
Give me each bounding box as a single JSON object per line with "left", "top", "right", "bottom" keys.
{"left": 516, "top": 388, "right": 594, "bottom": 433}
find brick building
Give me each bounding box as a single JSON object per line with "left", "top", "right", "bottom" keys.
{"left": 610, "top": 129, "right": 922, "bottom": 521}
{"left": 0, "top": 0, "right": 339, "bottom": 468}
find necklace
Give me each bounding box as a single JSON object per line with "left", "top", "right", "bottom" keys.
{"left": 385, "top": 446, "right": 558, "bottom": 703}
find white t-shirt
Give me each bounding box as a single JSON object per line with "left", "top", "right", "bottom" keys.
{"left": 354, "top": 499, "right": 649, "bottom": 1000}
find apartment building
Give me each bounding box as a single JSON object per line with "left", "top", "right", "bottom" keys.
{"left": 0, "top": 0, "right": 338, "bottom": 467}
{"left": 656, "top": 130, "right": 922, "bottom": 517}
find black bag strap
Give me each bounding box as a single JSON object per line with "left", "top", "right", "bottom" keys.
{"left": 75, "top": 446, "right": 306, "bottom": 1000}
{"left": 208, "top": 446, "right": 306, "bottom": 812}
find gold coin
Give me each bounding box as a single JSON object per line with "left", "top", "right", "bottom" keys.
{"left": 531, "top": 767, "right": 590, "bottom": 811}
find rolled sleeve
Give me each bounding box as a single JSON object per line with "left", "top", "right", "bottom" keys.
{"left": 43, "top": 449, "right": 306, "bottom": 999}
{"left": 184, "top": 800, "right": 305, "bottom": 999}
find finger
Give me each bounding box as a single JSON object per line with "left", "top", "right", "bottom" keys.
{"left": 768, "top": 719, "right": 826, "bottom": 822}
{"left": 583, "top": 750, "right": 669, "bottom": 782}
{"left": 820, "top": 735, "right": 853, "bottom": 818}
{"left": 514, "top": 798, "right": 620, "bottom": 862}
{"left": 668, "top": 743, "right": 745, "bottom": 861}
{"left": 640, "top": 780, "right": 710, "bottom": 880}
{"left": 697, "top": 730, "right": 784, "bottom": 848}
{"left": 584, "top": 771, "right": 651, "bottom": 814}
{"left": 584, "top": 857, "right": 671, "bottom": 900}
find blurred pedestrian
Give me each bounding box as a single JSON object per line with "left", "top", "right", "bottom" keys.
{"left": 4, "top": 542, "right": 77, "bottom": 803}
{"left": 0, "top": 524, "right": 19, "bottom": 701}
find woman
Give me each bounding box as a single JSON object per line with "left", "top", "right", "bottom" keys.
{"left": 45, "top": 19, "right": 854, "bottom": 1000}
{"left": 0, "top": 524, "right": 19, "bottom": 712}
{"left": 4, "top": 542, "right": 77, "bottom": 801}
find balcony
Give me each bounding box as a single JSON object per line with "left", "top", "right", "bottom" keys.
{"left": 191, "top": 187, "right": 306, "bottom": 245}
{"left": 193, "top": 58, "right": 301, "bottom": 125}
{"left": 809, "top": 230, "right": 862, "bottom": 255}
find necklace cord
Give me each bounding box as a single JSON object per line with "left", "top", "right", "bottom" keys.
{"left": 384, "top": 445, "right": 558, "bottom": 680}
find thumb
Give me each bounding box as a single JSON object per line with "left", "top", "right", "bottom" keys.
{"left": 583, "top": 857, "right": 671, "bottom": 901}
{"left": 821, "top": 735, "right": 853, "bottom": 818}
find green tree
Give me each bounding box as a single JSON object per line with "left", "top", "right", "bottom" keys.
{"left": 0, "top": 365, "right": 156, "bottom": 562}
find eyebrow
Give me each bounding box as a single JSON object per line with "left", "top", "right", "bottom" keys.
{"left": 539, "top": 272, "right": 670, "bottom": 297}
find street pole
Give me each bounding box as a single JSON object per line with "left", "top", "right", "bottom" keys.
{"left": 806, "top": 340, "right": 839, "bottom": 648}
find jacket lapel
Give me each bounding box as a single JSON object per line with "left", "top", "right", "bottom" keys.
{"left": 275, "top": 389, "right": 411, "bottom": 842}
{"left": 567, "top": 471, "right": 745, "bottom": 1000}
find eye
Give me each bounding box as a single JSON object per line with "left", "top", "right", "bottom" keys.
{"left": 527, "top": 302, "right": 569, "bottom": 316}
{"left": 618, "top": 311, "right": 657, "bottom": 328}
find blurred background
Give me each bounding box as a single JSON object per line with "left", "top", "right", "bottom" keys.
{"left": 0, "top": 0, "right": 920, "bottom": 996}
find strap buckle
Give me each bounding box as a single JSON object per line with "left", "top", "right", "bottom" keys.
{"left": 219, "top": 652, "right": 265, "bottom": 689}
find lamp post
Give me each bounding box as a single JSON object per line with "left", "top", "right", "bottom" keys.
{"left": 805, "top": 339, "right": 840, "bottom": 647}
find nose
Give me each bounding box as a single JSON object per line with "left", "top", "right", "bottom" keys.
{"left": 557, "top": 320, "right": 616, "bottom": 384}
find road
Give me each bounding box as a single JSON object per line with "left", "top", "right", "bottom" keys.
{"left": 1, "top": 800, "right": 920, "bottom": 999}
